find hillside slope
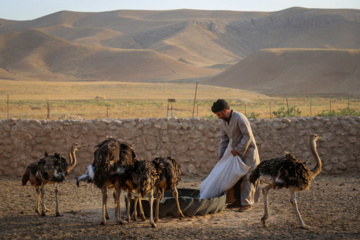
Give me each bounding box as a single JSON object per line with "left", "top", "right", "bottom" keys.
{"left": 1, "top": 8, "right": 360, "bottom": 67}
{"left": 204, "top": 49, "right": 360, "bottom": 95}
{"left": 0, "top": 8, "right": 359, "bottom": 94}
{"left": 0, "top": 29, "right": 217, "bottom": 82}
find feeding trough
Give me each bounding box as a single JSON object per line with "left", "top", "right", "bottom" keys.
{"left": 127, "top": 188, "right": 226, "bottom": 218}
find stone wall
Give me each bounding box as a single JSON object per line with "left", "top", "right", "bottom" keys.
{"left": 0, "top": 117, "right": 359, "bottom": 177}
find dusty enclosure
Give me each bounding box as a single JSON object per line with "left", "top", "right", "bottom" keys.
{"left": 0, "top": 174, "right": 359, "bottom": 239}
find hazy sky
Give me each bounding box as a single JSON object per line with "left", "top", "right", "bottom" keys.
{"left": 0, "top": 0, "right": 359, "bottom": 21}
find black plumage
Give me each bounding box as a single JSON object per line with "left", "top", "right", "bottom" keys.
{"left": 250, "top": 153, "right": 312, "bottom": 191}
{"left": 22, "top": 143, "right": 81, "bottom": 216}
{"left": 152, "top": 156, "right": 185, "bottom": 222}
{"left": 76, "top": 138, "right": 137, "bottom": 225}
{"left": 249, "top": 134, "right": 322, "bottom": 229}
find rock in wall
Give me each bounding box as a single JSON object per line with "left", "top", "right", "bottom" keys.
{"left": 0, "top": 116, "right": 359, "bottom": 177}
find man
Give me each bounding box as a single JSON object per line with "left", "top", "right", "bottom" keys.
{"left": 211, "top": 99, "right": 260, "bottom": 212}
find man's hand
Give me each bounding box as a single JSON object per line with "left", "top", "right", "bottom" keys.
{"left": 231, "top": 149, "right": 239, "bottom": 156}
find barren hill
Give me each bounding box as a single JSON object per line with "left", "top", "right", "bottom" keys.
{"left": 204, "top": 49, "right": 360, "bottom": 95}
{"left": 0, "top": 7, "right": 360, "bottom": 94}
{"left": 0, "top": 29, "right": 217, "bottom": 82}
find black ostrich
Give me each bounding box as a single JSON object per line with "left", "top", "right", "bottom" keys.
{"left": 22, "top": 142, "right": 82, "bottom": 216}
{"left": 250, "top": 134, "right": 322, "bottom": 229}
{"left": 76, "top": 138, "right": 136, "bottom": 225}
{"left": 152, "top": 156, "right": 185, "bottom": 223}
{"left": 119, "top": 159, "right": 159, "bottom": 228}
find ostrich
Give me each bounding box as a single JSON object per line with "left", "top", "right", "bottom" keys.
{"left": 152, "top": 156, "right": 185, "bottom": 223}
{"left": 22, "top": 142, "right": 82, "bottom": 216}
{"left": 76, "top": 138, "right": 136, "bottom": 225}
{"left": 119, "top": 159, "right": 159, "bottom": 228}
{"left": 249, "top": 134, "right": 322, "bottom": 229}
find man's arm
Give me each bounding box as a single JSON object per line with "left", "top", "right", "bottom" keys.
{"left": 234, "top": 114, "right": 252, "bottom": 157}
{"left": 218, "top": 125, "right": 229, "bottom": 159}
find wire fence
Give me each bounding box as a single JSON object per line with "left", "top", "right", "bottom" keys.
{"left": 1, "top": 96, "right": 360, "bottom": 120}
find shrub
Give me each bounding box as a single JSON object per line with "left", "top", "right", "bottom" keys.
{"left": 272, "top": 106, "right": 301, "bottom": 118}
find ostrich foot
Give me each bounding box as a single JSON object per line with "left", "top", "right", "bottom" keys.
{"left": 301, "top": 224, "right": 314, "bottom": 230}
{"left": 56, "top": 212, "right": 63, "bottom": 217}
{"left": 125, "top": 216, "right": 130, "bottom": 223}
{"left": 41, "top": 212, "right": 47, "bottom": 217}
{"left": 117, "top": 219, "right": 126, "bottom": 225}
{"left": 178, "top": 212, "right": 185, "bottom": 220}
{"left": 154, "top": 218, "right": 158, "bottom": 223}
{"left": 35, "top": 209, "right": 41, "bottom": 215}
{"left": 131, "top": 214, "right": 137, "bottom": 221}
{"left": 151, "top": 221, "right": 157, "bottom": 228}
{"left": 261, "top": 217, "right": 269, "bottom": 228}
{"left": 140, "top": 213, "right": 146, "bottom": 221}
{"left": 99, "top": 221, "right": 106, "bottom": 225}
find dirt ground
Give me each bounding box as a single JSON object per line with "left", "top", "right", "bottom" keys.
{"left": 0, "top": 174, "right": 359, "bottom": 240}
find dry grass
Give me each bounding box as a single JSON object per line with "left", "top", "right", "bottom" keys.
{"left": 0, "top": 80, "right": 271, "bottom": 119}
{"left": 1, "top": 80, "right": 359, "bottom": 119}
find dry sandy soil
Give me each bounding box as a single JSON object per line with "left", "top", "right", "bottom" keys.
{"left": 0, "top": 174, "right": 359, "bottom": 240}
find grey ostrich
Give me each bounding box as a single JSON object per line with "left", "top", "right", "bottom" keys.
{"left": 76, "top": 138, "right": 136, "bottom": 225}
{"left": 152, "top": 156, "right": 185, "bottom": 223}
{"left": 250, "top": 134, "right": 322, "bottom": 229}
{"left": 120, "top": 159, "right": 159, "bottom": 228}
{"left": 22, "top": 142, "right": 82, "bottom": 216}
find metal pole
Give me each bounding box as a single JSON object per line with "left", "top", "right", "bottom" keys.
{"left": 310, "top": 99, "right": 312, "bottom": 116}
{"left": 192, "top": 82, "right": 198, "bottom": 117}
{"left": 269, "top": 102, "right": 272, "bottom": 119}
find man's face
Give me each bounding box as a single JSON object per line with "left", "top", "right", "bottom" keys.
{"left": 215, "top": 109, "right": 230, "bottom": 121}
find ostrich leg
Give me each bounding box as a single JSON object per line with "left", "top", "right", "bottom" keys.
{"left": 35, "top": 188, "right": 41, "bottom": 215}
{"left": 289, "top": 191, "right": 311, "bottom": 229}
{"left": 115, "top": 185, "right": 126, "bottom": 224}
{"left": 126, "top": 191, "right": 132, "bottom": 223}
{"left": 261, "top": 185, "right": 272, "bottom": 228}
{"left": 149, "top": 188, "right": 157, "bottom": 228}
{"left": 154, "top": 189, "right": 161, "bottom": 223}
{"left": 100, "top": 187, "right": 107, "bottom": 225}
{"left": 173, "top": 187, "right": 185, "bottom": 219}
{"left": 105, "top": 193, "right": 109, "bottom": 220}
{"left": 40, "top": 183, "right": 46, "bottom": 216}
{"left": 137, "top": 194, "right": 146, "bottom": 221}
{"left": 55, "top": 183, "right": 62, "bottom": 216}
{"left": 113, "top": 189, "right": 118, "bottom": 219}
{"left": 131, "top": 196, "right": 139, "bottom": 221}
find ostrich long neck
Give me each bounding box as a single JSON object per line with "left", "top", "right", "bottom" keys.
{"left": 67, "top": 147, "right": 77, "bottom": 172}
{"left": 310, "top": 139, "right": 322, "bottom": 177}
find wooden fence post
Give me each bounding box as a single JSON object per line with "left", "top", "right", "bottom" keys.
{"left": 286, "top": 95, "right": 290, "bottom": 117}
{"left": 6, "top": 94, "right": 9, "bottom": 119}
{"left": 192, "top": 82, "right": 198, "bottom": 118}
{"left": 47, "top": 101, "right": 50, "bottom": 120}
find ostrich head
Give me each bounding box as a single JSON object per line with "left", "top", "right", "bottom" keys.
{"left": 310, "top": 134, "right": 321, "bottom": 142}
{"left": 72, "top": 142, "right": 82, "bottom": 151}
